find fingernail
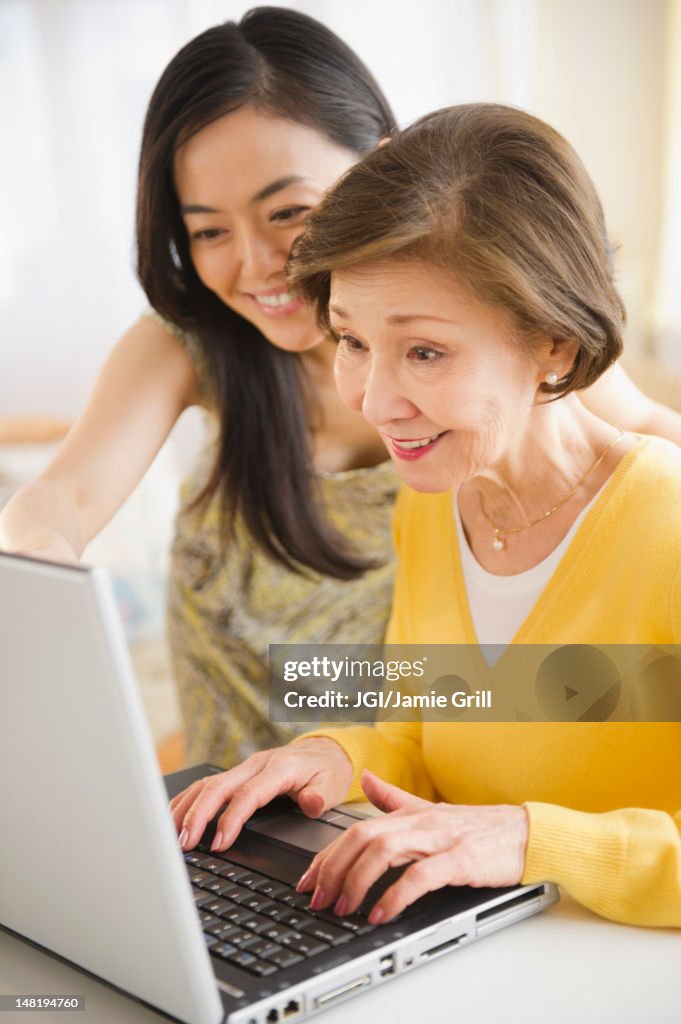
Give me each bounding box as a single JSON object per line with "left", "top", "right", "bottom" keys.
{"left": 179, "top": 828, "right": 188, "bottom": 850}
{"left": 334, "top": 894, "right": 348, "bottom": 916}
{"left": 296, "top": 870, "right": 312, "bottom": 893}
{"left": 368, "top": 905, "right": 385, "bottom": 926}
{"left": 210, "top": 830, "right": 223, "bottom": 852}
{"left": 310, "top": 887, "right": 326, "bottom": 911}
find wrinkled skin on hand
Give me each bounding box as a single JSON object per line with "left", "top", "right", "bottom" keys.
{"left": 169, "top": 738, "right": 354, "bottom": 852}
{"left": 296, "top": 770, "right": 529, "bottom": 925}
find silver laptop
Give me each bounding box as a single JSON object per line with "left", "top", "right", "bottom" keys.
{"left": 0, "top": 553, "right": 559, "bottom": 1023}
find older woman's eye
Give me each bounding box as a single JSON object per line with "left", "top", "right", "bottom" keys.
{"left": 409, "top": 345, "right": 442, "bottom": 362}
{"left": 338, "top": 333, "right": 366, "bottom": 352}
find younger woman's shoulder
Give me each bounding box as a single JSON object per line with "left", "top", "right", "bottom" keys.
{"left": 142, "top": 308, "right": 211, "bottom": 407}
{"left": 143, "top": 306, "right": 194, "bottom": 350}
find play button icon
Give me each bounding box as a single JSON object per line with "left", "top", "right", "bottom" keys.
{"left": 535, "top": 646, "right": 621, "bottom": 721}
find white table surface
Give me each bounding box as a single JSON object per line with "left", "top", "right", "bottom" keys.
{"left": 2, "top": 890, "right": 680, "bottom": 1024}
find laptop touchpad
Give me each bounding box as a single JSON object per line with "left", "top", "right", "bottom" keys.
{"left": 244, "top": 813, "right": 346, "bottom": 854}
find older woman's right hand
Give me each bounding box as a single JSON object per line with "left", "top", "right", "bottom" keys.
{"left": 169, "top": 738, "right": 354, "bottom": 853}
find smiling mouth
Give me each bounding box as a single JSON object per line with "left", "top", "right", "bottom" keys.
{"left": 248, "top": 289, "right": 305, "bottom": 317}
{"left": 253, "top": 290, "right": 296, "bottom": 308}
{"left": 389, "top": 432, "right": 445, "bottom": 451}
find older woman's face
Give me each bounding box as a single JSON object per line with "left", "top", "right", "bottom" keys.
{"left": 330, "top": 260, "right": 544, "bottom": 492}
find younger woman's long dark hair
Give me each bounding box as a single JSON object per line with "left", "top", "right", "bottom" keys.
{"left": 136, "top": 7, "right": 396, "bottom": 578}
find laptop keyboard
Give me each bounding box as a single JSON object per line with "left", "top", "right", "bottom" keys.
{"left": 185, "top": 849, "right": 379, "bottom": 979}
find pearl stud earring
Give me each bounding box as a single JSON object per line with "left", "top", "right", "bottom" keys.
{"left": 545, "top": 371, "right": 559, "bottom": 385}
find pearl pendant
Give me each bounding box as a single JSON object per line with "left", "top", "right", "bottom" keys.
{"left": 492, "top": 535, "right": 505, "bottom": 551}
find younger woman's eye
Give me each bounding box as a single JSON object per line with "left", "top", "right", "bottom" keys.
{"left": 270, "top": 206, "right": 309, "bottom": 223}
{"left": 191, "top": 227, "right": 225, "bottom": 241}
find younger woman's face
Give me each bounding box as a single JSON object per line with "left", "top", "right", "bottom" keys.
{"left": 174, "top": 105, "right": 357, "bottom": 351}
{"left": 330, "top": 260, "right": 545, "bottom": 493}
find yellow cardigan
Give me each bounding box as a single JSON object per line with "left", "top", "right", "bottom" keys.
{"left": 312, "top": 438, "right": 681, "bottom": 927}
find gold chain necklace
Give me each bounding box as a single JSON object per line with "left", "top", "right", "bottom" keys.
{"left": 478, "top": 431, "right": 626, "bottom": 551}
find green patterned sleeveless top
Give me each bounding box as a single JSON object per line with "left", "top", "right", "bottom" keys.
{"left": 146, "top": 311, "right": 398, "bottom": 767}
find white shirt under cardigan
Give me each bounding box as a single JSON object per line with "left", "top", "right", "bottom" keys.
{"left": 453, "top": 488, "right": 602, "bottom": 666}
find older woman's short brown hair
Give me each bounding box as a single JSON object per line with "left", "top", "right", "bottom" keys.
{"left": 288, "top": 103, "right": 625, "bottom": 396}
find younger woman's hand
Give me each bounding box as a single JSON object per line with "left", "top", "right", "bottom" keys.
{"left": 0, "top": 536, "right": 79, "bottom": 565}
{"left": 169, "top": 738, "right": 354, "bottom": 853}
{"left": 296, "top": 770, "right": 529, "bottom": 924}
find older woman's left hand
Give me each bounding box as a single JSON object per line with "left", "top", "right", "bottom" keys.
{"left": 297, "top": 769, "right": 529, "bottom": 925}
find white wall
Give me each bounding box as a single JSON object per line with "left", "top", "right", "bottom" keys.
{"left": 533, "top": 0, "right": 668, "bottom": 357}
{"left": 1, "top": 0, "right": 676, "bottom": 420}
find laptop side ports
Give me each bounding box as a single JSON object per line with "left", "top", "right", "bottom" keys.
{"left": 379, "top": 954, "right": 396, "bottom": 977}
{"left": 421, "top": 932, "right": 467, "bottom": 960}
{"left": 475, "top": 885, "right": 547, "bottom": 936}
{"left": 313, "top": 975, "right": 372, "bottom": 1008}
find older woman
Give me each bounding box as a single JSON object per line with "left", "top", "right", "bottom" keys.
{"left": 171, "top": 104, "right": 681, "bottom": 929}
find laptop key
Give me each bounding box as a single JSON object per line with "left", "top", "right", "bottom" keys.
{"left": 242, "top": 913, "right": 275, "bottom": 932}
{"left": 242, "top": 893, "right": 275, "bottom": 914}
{"left": 280, "top": 911, "right": 317, "bottom": 931}
{"left": 245, "top": 939, "right": 283, "bottom": 958}
{"left": 203, "top": 933, "right": 219, "bottom": 949}
{"left": 212, "top": 942, "right": 238, "bottom": 960}
{"left": 215, "top": 863, "right": 251, "bottom": 882}
{"left": 311, "top": 906, "right": 372, "bottom": 930}
{"left": 227, "top": 950, "right": 258, "bottom": 969}
{"left": 264, "top": 949, "right": 305, "bottom": 970}
{"left": 190, "top": 870, "right": 214, "bottom": 886}
{"left": 202, "top": 921, "right": 232, "bottom": 937}
{"left": 198, "top": 858, "right": 225, "bottom": 875}
{"left": 309, "top": 913, "right": 350, "bottom": 929}
{"left": 280, "top": 934, "right": 330, "bottom": 957}
{"left": 192, "top": 890, "right": 216, "bottom": 908}
{"left": 280, "top": 892, "right": 313, "bottom": 909}
{"left": 201, "top": 914, "right": 228, "bottom": 936}
{"left": 227, "top": 929, "right": 261, "bottom": 948}
{"left": 212, "top": 880, "right": 238, "bottom": 897}
{"left": 339, "top": 918, "right": 375, "bottom": 936}
{"left": 202, "top": 896, "right": 233, "bottom": 916}
{"left": 184, "top": 852, "right": 207, "bottom": 867}
{"left": 201, "top": 876, "right": 232, "bottom": 894}
{"left": 236, "top": 872, "right": 270, "bottom": 889}
{"left": 258, "top": 924, "right": 299, "bottom": 942}
{"left": 302, "top": 921, "right": 353, "bottom": 946}
{"left": 213, "top": 923, "right": 242, "bottom": 942}
{"left": 249, "top": 959, "right": 279, "bottom": 977}
{"left": 252, "top": 879, "right": 292, "bottom": 899}
{"left": 220, "top": 906, "right": 257, "bottom": 927}
{"left": 259, "top": 904, "right": 292, "bottom": 922}
{"left": 197, "top": 852, "right": 227, "bottom": 869}
{"left": 226, "top": 884, "right": 258, "bottom": 904}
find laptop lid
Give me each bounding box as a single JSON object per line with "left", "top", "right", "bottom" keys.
{"left": 1, "top": 552, "right": 558, "bottom": 1023}
{"left": 0, "top": 553, "right": 223, "bottom": 1024}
